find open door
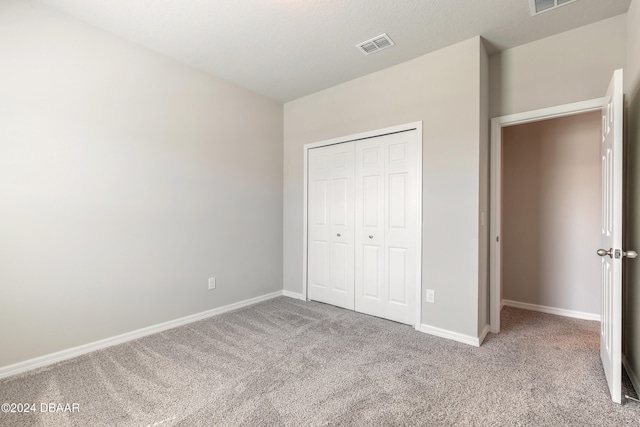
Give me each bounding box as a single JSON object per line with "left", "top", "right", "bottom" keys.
{"left": 490, "top": 69, "right": 633, "bottom": 404}
{"left": 597, "top": 68, "right": 636, "bottom": 404}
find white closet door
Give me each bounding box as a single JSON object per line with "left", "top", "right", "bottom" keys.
{"left": 354, "top": 139, "right": 385, "bottom": 316}
{"left": 355, "top": 131, "right": 418, "bottom": 325}
{"left": 307, "top": 143, "right": 355, "bottom": 310}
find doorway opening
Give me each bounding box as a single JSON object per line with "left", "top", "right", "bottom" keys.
{"left": 489, "top": 98, "right": 604, "bottom": 333}
{"left": 500, "top": 110, "right": 601, "bottom": 320}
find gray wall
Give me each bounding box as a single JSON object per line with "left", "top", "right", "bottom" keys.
{"left": 624, "top": 0, "right": 640, "bottom": 393}
{"left": 0, "top": 0, "right": 283, "bottom": 368}
{"left": 490, "top": 15, "right": 627, "bottom": 117}
{"left": 502, "top": 112, "right": 601, "bottom": 315}
{"left": 284, "top": 37, "right": 486, "bottom": 338}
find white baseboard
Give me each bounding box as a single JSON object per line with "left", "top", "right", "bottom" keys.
{"left": 419, "top": 324, "right": 483, "bottom": 347}
{"left": 623, "top": 354, "right": 640, "bottom": 397}
{"left": 283, "top": 290, "right": 305, "bottom": 300}
{"left": 503, "top": 299, "right": 600, "bottom": 321}
{"left": 0, "top": 290, "right": 284, "bottom": 380}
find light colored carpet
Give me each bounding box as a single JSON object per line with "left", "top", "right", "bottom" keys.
{"left": 0, "top": 297, "right": 638, "bottom": 426}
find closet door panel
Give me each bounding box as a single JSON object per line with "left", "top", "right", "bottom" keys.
{"left": 388, "top": 173, "right": 407, "bottom": 228}
{"left": 388, "top": 247, "right": 408, "bottom": 304}
{"left": 311, "top": 241, "right": 328, "bottom": 287}
{"left": 362, "top": 245, "right": 382, "bottom": 298}
{"left": 329, "top": 145, "right": 355, "bottom": 309}
{"left": 355, "top": 140, "right": 386, "bottom": 317}
{"left": 384, "top": 134, "right": 417, "bottom": 325}
{"left": 308, "top": 150, "right": 332, "bottom": 304}
{"left": 308, "top": 144, "right": 354, "bottom": 309}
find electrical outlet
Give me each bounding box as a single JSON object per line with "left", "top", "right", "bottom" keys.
{"left": 208, "top": 277, "right": 216, "bottom": 290}
{"left": 426, "top": 289, "right": 435, "bottom": 303}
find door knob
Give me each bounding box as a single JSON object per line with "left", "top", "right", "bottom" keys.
{"left": 623, "top": 250, "right": 638, "bottom": 259}
{"left": 369, "top": 235, "right": 374, "bottom": 239}
{"left": 597, "top": 248, "right": 613, "bottom": 258}
{"left": 337, "top": 233, "right": 341, "bottom": 237}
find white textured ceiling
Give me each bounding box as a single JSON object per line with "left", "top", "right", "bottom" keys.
{"left": 35, "top": 0, "right": 631, "bottom": 102}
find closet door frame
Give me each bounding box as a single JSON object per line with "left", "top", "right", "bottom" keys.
{"left": 302, "top": 121, "right": 423, "bottom": 329}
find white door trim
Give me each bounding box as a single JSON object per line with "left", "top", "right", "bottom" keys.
{"left": 302, "top": 121, "right": 423, "bottom": 329}
{"left": 489, "top": 99, "right": 604, "bottom": 333}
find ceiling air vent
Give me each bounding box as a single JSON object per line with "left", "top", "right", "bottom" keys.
{"left": 357, "top": 33, "right": 395, "bottom": 56}
{"left": 529, "top": 0, "right": 578, "bottom": 15}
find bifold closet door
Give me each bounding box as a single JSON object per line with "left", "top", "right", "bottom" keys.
{"left": 355, "top": 131, "right": 418, "bottom": 325}
{"left": 307, "top": 143, "right": 355, "bottom": 310}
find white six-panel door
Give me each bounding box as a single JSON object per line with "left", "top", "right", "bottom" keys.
{"left": 307, "top": 130, "right": 418, "bottom": 326}
{"left": 307, "top": 143, "right": 355, "bottom": 310}
{"left": 355, "top": 131, "right": 418, "bottom": 325}
{"left": 598, "top": 69, "right": 623, "bottom": 404}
